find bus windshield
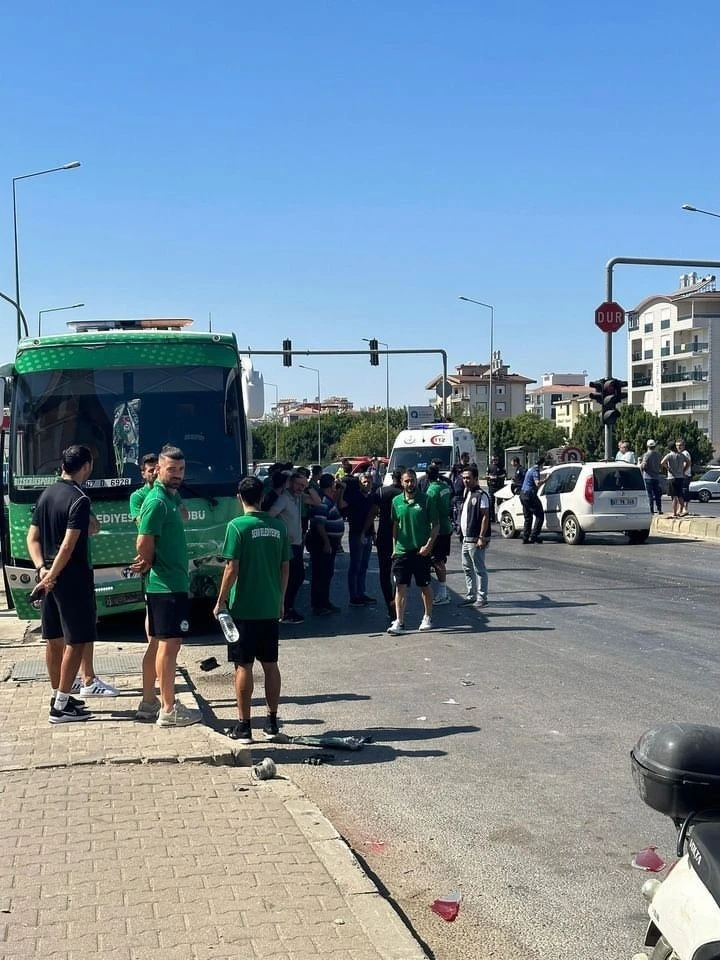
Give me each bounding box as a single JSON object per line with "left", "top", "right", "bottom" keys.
{"left": 388, "top": 445, "right": 452, "bottom": 473}
{"left": 11, "top": 364, "right": 244, "bottom": 499}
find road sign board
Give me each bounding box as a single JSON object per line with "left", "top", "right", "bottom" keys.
{"left": 561, "top": 446, "right": 583, "bottom": 463}
{"left": 595, "top": 301, "right": 625, "bottom": 333}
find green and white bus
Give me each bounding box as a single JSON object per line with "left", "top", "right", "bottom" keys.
{"left": 0, "top": 318, "right": 259, "bottom": 619}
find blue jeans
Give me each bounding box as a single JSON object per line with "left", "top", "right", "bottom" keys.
{"left": 348, "top": 534, "right": 372, "bottom": 599}
{"left": 644, "top": 478, "right": 662, "bottom": 513}
{"left": 461, "top": 540, "right": 489, "bottom": 601}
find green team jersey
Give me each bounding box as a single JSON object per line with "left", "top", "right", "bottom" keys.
{"left": 426, "top": 480, "right": 454, "bottom": 536}
{"left": 221, "top": 511, "right": 291, "bottom": 620}
{"left": 137, "top": 481, "right": 189, "bottom": 594}
{"left": 391, "top": 491, "right": 438, "bottom": 555}
{"left": 130, "top": 484, "right": 182, "bottom": 522}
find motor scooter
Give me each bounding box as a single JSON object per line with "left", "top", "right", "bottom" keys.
{"left": 631, "top": 722, "right": 720, "bottom": 960}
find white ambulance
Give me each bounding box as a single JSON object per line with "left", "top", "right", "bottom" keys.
{"left": 385, "top": 423, "right": 478, "bottom": 483}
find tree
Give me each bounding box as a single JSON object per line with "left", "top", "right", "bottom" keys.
{"left": 337, "top": 420, "right": 389, "bottom": 457}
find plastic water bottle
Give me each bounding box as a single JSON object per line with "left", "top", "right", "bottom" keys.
{"left": 216, "top": 610, "right": 239, "bottom": 643}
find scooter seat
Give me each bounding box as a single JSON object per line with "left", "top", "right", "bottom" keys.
{"left": 689, "top": 822, "right": 720, "bottom": 908}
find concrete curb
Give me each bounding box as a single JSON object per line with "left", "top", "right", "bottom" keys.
{"left": 272, "top": 777, "right": 430, "bottom": 960}
{"left": 652, "top": 513, "right": 720, "bottom": 542}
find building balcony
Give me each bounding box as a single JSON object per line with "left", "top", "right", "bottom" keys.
{"left": 632, "top": 376, "right": 652, "bottom": 387}
{"left": 627, "top": 315, "right": 640, "bottom": 331}
{"left": 660, "top": 371, "right": 708, "bottom": 384}
{"left": 677, "top": 342, "right": 709, "bottom": 354}
{"left": 631, "top": 352, "right": 642, "bottom": 362}
{"left": 661, "top": 399, "right": 709, "bottom": 412}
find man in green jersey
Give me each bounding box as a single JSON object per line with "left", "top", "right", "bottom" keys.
{"left": 214, "top": 476, "right": 290, "bottom": 745}
{"left": 131, "top": 446, "right": 201, "bottom": 728}
{"left": 388, "top": 469, "right": 439, "bottom": 636}
{"left": 129, "top": 453, "right": 159, "bottom": 522}
{"left": 425, "top": 463, "right": 454, "bottom": 606}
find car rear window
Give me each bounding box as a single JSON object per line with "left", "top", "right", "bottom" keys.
{"left": 593, "top": 466, "right": 645, "bottom": 492}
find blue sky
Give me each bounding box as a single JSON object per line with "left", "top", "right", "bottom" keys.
{"left": 2, "top": 0, "right": 719, "bottom": 412}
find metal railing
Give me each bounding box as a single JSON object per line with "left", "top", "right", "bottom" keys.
{"left": 661, "top": 371, "right": 708, "bottom": 384}
{"left": 661, "top": 399, "right": 708, "bottom": 411}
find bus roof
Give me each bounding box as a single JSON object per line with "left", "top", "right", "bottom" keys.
{"left": 66, "top": 318, "right": 193, "bottom": 332}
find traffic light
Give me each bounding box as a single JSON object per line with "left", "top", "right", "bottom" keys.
{"left": 588, "top": 378, "right": 606, "bottom": 406}
{"left": 615, "top": 378, "right": 628, "bottom": 405}
{"left": 368, "top": 338, "right": 379, "bottom": 366}
{"left": 602, "top": 378, "right": 621, "bottom": 425}
{"left": 282, "top": 339, "right": 292, "bottom": 367}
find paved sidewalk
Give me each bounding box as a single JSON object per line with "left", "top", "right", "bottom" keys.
{"left": 0, "top": 611, "right": 427, "bottom": 960}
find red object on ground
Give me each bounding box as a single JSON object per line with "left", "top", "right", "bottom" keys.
{"left": 632, "top": 846, "right": 666, "bottom": 872}
{"left": 430, "top": 893, "right": 462, "bottom": 921}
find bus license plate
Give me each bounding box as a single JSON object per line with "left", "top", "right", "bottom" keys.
{"left": 610, "top": 497, "right": 636, "bottom": 506}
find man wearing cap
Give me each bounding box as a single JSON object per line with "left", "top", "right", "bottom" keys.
{"left": 640, "top": 440, "right": 663, "bottom": 515}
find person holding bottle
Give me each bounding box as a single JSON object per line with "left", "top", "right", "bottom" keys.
{"left": 214, "top": 476, "right": 290, "bottom": 745}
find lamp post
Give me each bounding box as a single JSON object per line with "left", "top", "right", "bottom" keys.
{"left": 299, "top": 364, "right": 322, "bottom": 464}
{"left": 38, "top": 302, "right": 84, "bottom": 337}
{"left": 362, "top": 337, "right": 390, "bottom": 457}
{"left": 458, "top": 296, "right": 495, "bottom": 469}
{"left": 264, "top": 381, "right": 280, "bottom": 460}
{"left": 681, "top": 203, "right": 720, "bottom": 219}
{"left": 13, "top": 161, "right": 81, "bottom": 341}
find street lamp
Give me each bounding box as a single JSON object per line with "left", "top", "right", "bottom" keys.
{"left": 458, "top": 296, "right": 495, "bottom": 469}
{"left": 38, "top": 302, "right": 84, "bottom": 337}
{"left": 681, "top": 203, "right": 720, "bottom": 219}
{"left": 299, "top": 364, "right": 322, "bottom": 464}
{"left": 264, "top": 381, "right": 280, "bottom": 460}
{"left": 362, "top": 337, "right": 390, "bottom": 457}
{"left": 13, "top": 161, "right": 81, "bottom": 341}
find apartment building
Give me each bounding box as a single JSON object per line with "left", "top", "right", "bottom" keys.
{"left": 426, "top": 354, "right": 534, "bottom": 419}
{"left": 627, "top": 272, "right": 720, "bottom": 452}
{"left": 525, "top": 373, "right": 591, "bottom": 420}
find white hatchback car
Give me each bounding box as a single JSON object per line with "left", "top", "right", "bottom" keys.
{"left": 496, "top": 462, "right": 652, "bottom": 545}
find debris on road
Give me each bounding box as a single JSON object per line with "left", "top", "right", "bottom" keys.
{"left": 430, "top": 890, "right": 462, "bottom": 921}
{"left": 199, "top": 656, "right": 220, "bottom": 671}
{"left": 250, "top": 757, "right": 277, "bottom": 781}
{"left": 632, "top": 846, "right": 665, "bottom": 872}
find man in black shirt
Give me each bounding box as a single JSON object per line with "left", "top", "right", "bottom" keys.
{"left": 372, "top": 468, "right": 403, "bottom": 619}
{"left": 340, "top": 471, "right": 376, "bottom": 606}
{"left": 26, "top": 445, "right": 97, "bottom": 724}
{"left": 485, "top": 455, "right": 507, "bottom": 523}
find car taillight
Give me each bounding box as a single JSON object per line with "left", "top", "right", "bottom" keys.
{"left": 584, "top": 476, "right": 594, "bottom": 504}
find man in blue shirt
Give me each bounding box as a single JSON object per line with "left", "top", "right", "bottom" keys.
{"left": 520, "top": 457, "right": 545, "bottom": 544}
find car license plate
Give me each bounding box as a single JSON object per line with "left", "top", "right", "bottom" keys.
{"left": 610, "top": 497, "right": 636, "bottom": 506}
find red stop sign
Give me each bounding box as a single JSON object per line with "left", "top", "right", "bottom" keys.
{"left": 595, "top": 300, "right": 625, "bottom": 333}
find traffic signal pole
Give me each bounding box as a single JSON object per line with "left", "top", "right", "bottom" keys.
{"left": 603, "top": 255, "right": 720, "bottom": 460}
{"left": 240, "top": 347, "right": 450, "bottom": 419}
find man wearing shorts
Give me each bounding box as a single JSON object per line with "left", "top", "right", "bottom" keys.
{"left": 425, "top": 463, "right": 454, "bottom": 605}
{"left": 133, "top": 445, "right": 201, "bottom": 727}
{"left": 26, "top": 445, "right": 96, "bottom": 724}
{"left": 387, "top": 469, "right": 439, "bottom": 635}
{"left": 214, "top": 476, "right": 290, "bottom": 745}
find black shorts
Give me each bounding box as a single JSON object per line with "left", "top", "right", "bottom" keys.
{"left": 147, "top": 593, "right": 190, "bottom": 640}
{"left": 392, "top": 551, "right": 432, "bottom": 587}
{"left": 41, "top": 572, "right": 97, "bottom": 646}
{"left": 227, "top": 619, "right": 279, "bottom": 665}
{"left": 671, "top": 477, "right": 685, "bottom": 498}
{"left": 431, "top": 534, "right": 451, "bottom": 563}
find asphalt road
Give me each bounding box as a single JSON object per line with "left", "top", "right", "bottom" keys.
{"left": 100, "top": 529, "right": 720, "bottom": 960}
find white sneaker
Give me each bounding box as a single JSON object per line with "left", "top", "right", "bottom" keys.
{"left": 387, "top": 619, "right": 405, "bottom": 635}
{"left": 156, "top": 701, "right": 202, "bottom": 728}
{"left": 70, "top": 677, "right": 82, "bottom": 693}
{"left": 79, "top": 677, "right": 119, "bottom": 697}
{"left": 419, "top": 615, "right": 433, "bottom": 631}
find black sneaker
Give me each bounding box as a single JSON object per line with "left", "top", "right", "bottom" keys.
{"left": 263, "top": 715, "right": 280, "bottom": 740}
{"left": 50, "top": 694, "right": 86, "bottom": 710}
{"left": 281, "top": 610, "right": 304, "bottom": 624}
{"left": 231, "top": 720, "right": 252, "bottom": 744}
{"left": 360, "top": 594, "right": 377, "bottom": 605}
{"left": 349, "top": 597, "right": 366, "bottom": 607}
{"left": 49, "top": 703, "right": 92, "bottom": 724}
